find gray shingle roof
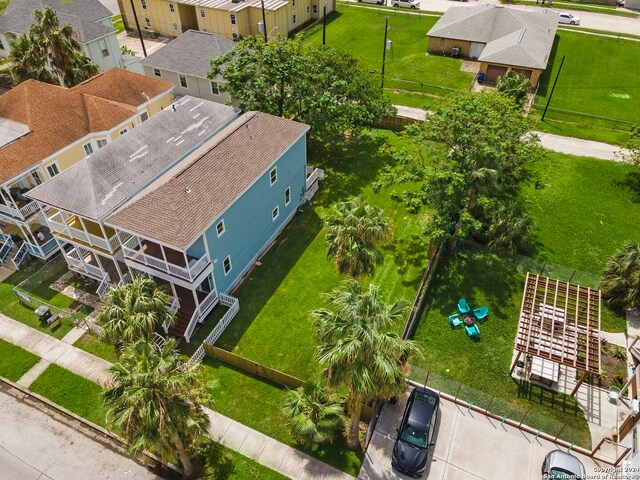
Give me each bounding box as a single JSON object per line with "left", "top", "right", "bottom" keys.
{"left": 140, "top": 30, "right": 236, "bottom": 79}
{"left": 27, "top": 96, "right": 238, "bottom": 221}
{"left": 0, "top": 0, "right": 115, "bottom": 43}
{"left": 427, "top": 4, "right": 558, "bottom": 70}
{"left": 106, "top": 112, "right": 309, "bottom": 250}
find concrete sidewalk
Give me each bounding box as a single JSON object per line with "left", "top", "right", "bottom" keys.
{"left": 0, "top": 313, "right": 353, "bottom": 479}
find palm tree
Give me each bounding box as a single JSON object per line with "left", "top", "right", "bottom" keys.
{"left": 104, "top": 339, "right": 211, "bottom": 478}
{"left": 98, "top": 276, "right": 175, "bottom": 345}
{"left": 485, "top": 200, "right": 533, "bottom": 254}
{"left": 10, "top": 7, "right": 98, "bottom": 87}
{"left": 600, "top": 241, "right": 640, "bottom": 311}
{"left": 282, "top": 375, "right": 344, "bottom": 449}
{"left": 496, "top": 71, "right": 532, "bottom": 106}
{"left": 312, "top": 279, "right": 419, "bottom": 449}
{"left": 324, "top": 197, "right": 392, "bottom": 277}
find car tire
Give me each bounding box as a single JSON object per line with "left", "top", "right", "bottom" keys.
{"left": 410, "top": 4, "right": 416, "bottom": 7}
{"left": 393, "top": 3, "right": 398, "bottom": 6}
{"left": 570, "top": 21, "right": 575, "bottom": 25}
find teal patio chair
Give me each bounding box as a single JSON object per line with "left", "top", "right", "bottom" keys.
{"left": 448, "top": 313, "right": 463, "bottom": 329}
{"left": 465, "top": 324, "right": 480, "bottom": 338}
{"left": 473, "top": 306, "right": 489, "bottom": 322}
{"left": 457, "top": 298, "right": 471, "bottom": 314}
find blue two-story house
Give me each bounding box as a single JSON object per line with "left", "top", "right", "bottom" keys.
{"left": 106, "top": 111, "right": 317, "bottom": 341}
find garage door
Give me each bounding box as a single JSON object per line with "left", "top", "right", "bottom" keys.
{"left": 484, "top": 65, "right": 508, "bottom": 83}
{"left": 512, "top": 68, "right": 533, "bottom": 79}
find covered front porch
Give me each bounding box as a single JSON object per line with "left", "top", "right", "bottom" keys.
{"left": 48, "top": 210, "right": 120, "bottom": 254}
{"left": 0, "top": 215, "right": 59, "bottom": 268}
{"left": 0, "top": 167, "right": 45, "bottom": 221}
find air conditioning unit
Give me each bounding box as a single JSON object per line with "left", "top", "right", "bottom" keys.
{"left": 451, "top": 46, "right": 460, "bottom": 57}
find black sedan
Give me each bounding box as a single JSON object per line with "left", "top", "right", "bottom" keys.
{"left": 391, "top": 386, "right": 440, "bottom": 477}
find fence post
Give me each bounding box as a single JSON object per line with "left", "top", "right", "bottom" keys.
{"left": 554, "top": 424, "right": 566, "bottom": 441}
{"left": 454, "top": 383, "right": 462, "bottom": 401}
{"left": 485, "top": 395, "right": 495, "bottom": 413}
{"left": 518, "top": 408, "right": 530, "bottom": 427}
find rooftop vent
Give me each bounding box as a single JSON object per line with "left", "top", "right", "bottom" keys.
{"left": 185, "top": 187, "right": 192, "bottom": 193}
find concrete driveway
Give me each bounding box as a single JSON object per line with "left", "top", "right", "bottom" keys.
{"left": 360, "top": 391, "right": 609, "bottom": 480}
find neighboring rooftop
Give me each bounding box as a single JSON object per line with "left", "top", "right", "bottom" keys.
{"left": 141, "top": 30, "right": 236, "bottom": 79}
{"left": 174, "top": 0, "right": 288, "bottom": 12}
{"left": 427, "top": 4, "right": 558, "bottom": 69}
{"left": 106, "top": 112, "right": 309, "bottom": 250}
{"left": 0, "top": 68, "right": 174, "bottom": 184}
{"left": 0, "top": 0, "right": 114, "bottom": 43}
{"left": 27, "top": 96, "right": 238, "bottom": 221}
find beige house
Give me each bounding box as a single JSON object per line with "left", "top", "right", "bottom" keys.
{"left": 117, "top": 0, "right": 335, "bottom": 41}
{"left": 427, "top": 5, "right": 558, "bottom": 86}
{"left": 141, "top": 30, "right": 234, "bottom": 104}
{"left": 0, "top": 68, "right": 174, "bottom": 269}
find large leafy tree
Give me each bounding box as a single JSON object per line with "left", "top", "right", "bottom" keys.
{"left": 617, "top": 125, "right": 640, "bottom": 165}
{"left": 104, "top": 339, "right": 211, "bottom": 478}
{"left": 98, "top": 276, "right": 175, "bottom": 345}
{"left": 496, "top": 71, "right": 532, "bottom": 106}
{"left": 312, "top": 280, "right": 419, "bottom": 449}
{"left": 9, "top": 7, "right": 99, "bottom": 87}
{"left": 600, "top": 241, "right": 640, "bottom": 311}
{"left": 324, "top": 197, "right": 392, "bottom": 277}
{"left": 209, "top": 35, "right": 395, "bottom": 142}
{"left": 282, "top": 376, "right": 344, "bottom": 448}
{"left": 380, "top": 91, "right": 542, "bottom": 251}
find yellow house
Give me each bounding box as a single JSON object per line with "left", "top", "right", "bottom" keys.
{"left": 117, "top": 0, "right": 336, "bottom": 41}
{"left": 0, "top": 68, "right": 174, "bottom": 270}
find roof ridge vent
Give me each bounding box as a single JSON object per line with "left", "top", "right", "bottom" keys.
{"left": 517, "top": 28, "right": 526, "bottom": 44}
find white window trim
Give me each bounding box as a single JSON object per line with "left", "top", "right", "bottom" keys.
{"left": 179, "top": 74, "right": 188, "bottom": 88}
{"left": 140, "top": 110, "right": 149, "bottom": 122}
{"left": 120, "top": 128, "right": 129, "bottom": 135}
{"left": 269, "top": 167, "right": 277, "bottom": 186}
{"left": 153, "top": 68, "right": 161, "bottom": 77}
{"left": 211, "top": 81, "right": 219, "bottom": 95}
{"left": 216, "top": 219, "right": 225, "bottom": 237}
{"left": 141, "top": 0, "right": 147, "bottom": 9}
{"left": 284, "top": 186, "right": 291, "bottom": 206}
{"left": 223, "top": 255, "right": 232, "bottom": 276}
{"left": 144, "top": 17, "right": 151, "bottom": 27}
{"left": 272, "top": 205, "right": 280, "bottom": 221}
{"left": 83, "top": 142, "right": 94, "bottom": 156}
{"left": 200, "top": 8, "right": 206, "bottom": 17}
{"left": 230, "top": 14, "right": 236, "bottom": 25}
{"left": 169, "top": 3, "right": 174, "bottom": 12}
{"left": 46, "top": 162, "right": 60, "bottom": 178}
{"left": 97, "top": 138, "right": 108, "bottom": 148}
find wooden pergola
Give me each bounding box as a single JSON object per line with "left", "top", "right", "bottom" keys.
{"left": 510, "top": 273, "right": 602, "bottom": 396}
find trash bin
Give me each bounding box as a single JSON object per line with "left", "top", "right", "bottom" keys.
{"left": 34, "top": 305, "right": 51, "bottom": 322}
{"left": 477, "top": 72, "right": 485, "bottom": 84}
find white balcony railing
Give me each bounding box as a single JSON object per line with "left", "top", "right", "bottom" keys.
{"left": 25, "top": 238, "right": 58, "bottom": 259}
{"left": 64, "top": 248, "right": 106, "bottom": 280}
{"left": 122, "top": 236, "right": 209, "bottom": 282}
{"left": 305, "top": 167, "right": 325, "bottom": 201}
{"left": 0, "top": 200, "right": 38, "bottom": 220}
{"left": 48, "top": 211, "right": 119, "bottom": 252}
{"left": 183, "top": 290, "right": 219, "bottom": 343}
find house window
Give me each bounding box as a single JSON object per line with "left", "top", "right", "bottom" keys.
{"left": 269, "top": 167, "right": 277, "bottom": 185}
{"left": 306, "top": 5, "right": 310, "bottom": 13}
{"left": 97, "top": 139, "right": 108, "bottom": 148}
{"left": 32, "top": 170, "right": 43, "bottom": 185}
{"left": 141, "top": 0, "right": 147, "bottom": 9}
{"left": 172, "top": 22, "right": 178, "bottom": 30}
{"left": 169, "top": 3, "right": 174, "bottom": 12}
{"left": 223, "top": 255, "right": 232, "bottom": 275}
{"left": 230, "top": 14, "right": 236, "bottom": 25}
{"left": 292, "top": 0, "right": 296, "bottom": 5}
{"left": 200, "top": 8, "right": 206, "bottom": 17}
{"left": 46, "top": 163, "right": 60, "bottom": 178}
{"left": 120, "top": 128, "right": 128, "bottom": 135}
{"left": 83, "top": 142, "right": 94, "bottom": 156}
{"left": 211, "top": 81, "right": 219, "bottom": 95}
{"left": 0, "top": 38, "right": 4, "bottom": 50}
{"left": 292, "top": 14, "right": 296, "bottom": 24}
{"left": 232, "top": 33, "right": 238, "bottom": 41}
{"left": 179, "top": 75, "right": 188, "bottom": 88}
{"left": 216, "top": 220, "right": 225, "bottom": 237}
{"left": 98, "top": 38, "right": 109, "bottom": 57}
{"left": 144, "top": 17, "right": 151, "bottom": 28}
{"left": 284, "top": 186, "right": 291, "bottom": 206}
{"left": 140, "top": 111, "right": 149, "bottom": 122}
{"left": 272, "top": 206, "right": 279, "bottom": 221}
{"left": 153, "top": 68, "right": 161, "bottom": 77}
{"left": 313, "top": 4, "right": 318, "bottom": 13}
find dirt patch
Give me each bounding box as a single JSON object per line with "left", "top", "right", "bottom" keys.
{"left": 581, "top": 343, "right": 628, "bottom": 389}
{"left": 460, "top": 60, "right": 481, "bottom": 74}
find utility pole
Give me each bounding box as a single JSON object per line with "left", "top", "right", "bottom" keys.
{"left": 128, "top": 0, "right": 147, "bottom": 57}
{"left": 322, "top": 4, "right": 327, "bottom": 46}
{"left": 381, "top": 17, "right": 388, "bottom": 90}
{"left": 541, "top": 55, "right": 565, "bottom": 121}
{"left": 260, "top": 0, "right": 268, "bottom": 42}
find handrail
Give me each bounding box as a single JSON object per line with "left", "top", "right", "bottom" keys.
{"left": 96, "top": 274, "right": 111, "bottom": 299}
{"left": 12, "top": 243, "right": 29, "bottom": 269}
{"left": 19, "top": 201, "right": 39, "bottom": 218}
{"left": 183, "top": 310, "right": 199, "bottom": 343}
{"left": 197, "top": 290, "right": 217, "bottom": 317}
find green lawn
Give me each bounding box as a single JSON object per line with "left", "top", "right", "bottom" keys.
{"left": 0, "top": 338, "right": 39, "bottom": 382}
{"left": 0, "top": 257, "right": 88, "bottom": 339}
{"left": 202, "top": 359, "right": 364, "bottom": 476}
{"left": 200, "top": 442, "right": 288, "bottom": 480}
{"left": 74, "top": 332, "right": 119, "bottom": 363}
{"left": 214, "top": 129, "right": 431, "bottom": 379}
{"left": 29, "top": 364, "right": 108, "bottom": 426}
{"left": 535, "top": 31, "right": 640, "bottom": 145}
{"left": 0, "top": 0, "right": 8, "bottom": 15}
{"left": 301, "top": 4, "right": 473, "bottom": 109}
{"left": 410, "top": 247, "right": 592, "bottom": 448}
{"left": 112, "top": 14, "right": 125, "bottom": 33}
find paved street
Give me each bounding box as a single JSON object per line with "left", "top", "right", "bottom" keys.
{"left": 0, "top": 387, "right": 162, "bottom": 480}
{"left": 360, "top": 393, "right": 609, "bottom": 480}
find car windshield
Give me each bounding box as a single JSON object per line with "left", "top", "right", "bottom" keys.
{"left": 549, "top": 468, "right": 580, "bottom": 479}
{"left": 400, "top": 425, "right": 428, "bottom": 448}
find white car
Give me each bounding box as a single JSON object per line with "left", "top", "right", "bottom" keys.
{"left": 392, "top": 0, "right": 420, "bottom": 8}
{"left": 558, "top": 12, "right": 580, "bottom": 25}
{"left": 358, "top": 0, "right": 384, "bottom": 4}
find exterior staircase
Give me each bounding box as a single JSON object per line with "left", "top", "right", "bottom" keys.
{"left": 169, "top": 309, "right": 193, "bottom": 338}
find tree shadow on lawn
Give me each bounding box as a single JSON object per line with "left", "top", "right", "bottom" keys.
{"left": 614, "top": 172, "right": 640, "bottom": 204}
{"left": 381, "top": 232, "right": 429, "bottom": 287}
{"left": 535, "top": 35, "right": 560, "bottom": 99}
{"left": 215, "top": 209, "right": 324, "bottom": 352}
